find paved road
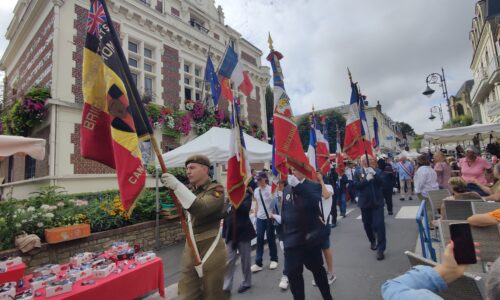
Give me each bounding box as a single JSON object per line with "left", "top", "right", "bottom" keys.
{"left": 150, "top": 194, "right": 421, "bottom": 300}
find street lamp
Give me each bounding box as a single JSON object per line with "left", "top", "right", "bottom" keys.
{"left": 429, "top": 105, "right": 444, "bottom": 125}
{"left": 422, "top": 68, "right": 451, "bottom": 118}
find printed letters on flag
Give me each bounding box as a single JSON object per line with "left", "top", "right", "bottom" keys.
{"left": 267, "top": 49, "right": 314, "bottom": 180}
{"left": 81, "top": 0, "right": 152, "bottom": 213}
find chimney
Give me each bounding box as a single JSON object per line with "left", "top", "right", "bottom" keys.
{"left": 376, "top": 101, "right": 382, "bottom": 112}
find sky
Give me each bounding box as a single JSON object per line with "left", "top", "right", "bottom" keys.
{"left": 214, "top": 0, "right": 478, "bottom": 134}
{"left": 0, "top": 1, "right": 477, "bottom": 134}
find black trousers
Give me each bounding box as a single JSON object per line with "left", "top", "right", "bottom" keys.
{"left": 330, "top": 193, "right": 338, "bottom": 224}
{"left": 361, "top": 205, "right": 386, "bottom": 252}
{"left": 286, "top": 244, "right": 333, "bottom": 300}
{"left": 383, "top": 189, "right": 393, "bottom": 213}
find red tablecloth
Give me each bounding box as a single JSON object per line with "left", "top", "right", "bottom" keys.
{"left": 0, "top": 263, "right": 26, "bottom": 284}
{"left": 23, "top": 258, "right": 164, "bottom": 299}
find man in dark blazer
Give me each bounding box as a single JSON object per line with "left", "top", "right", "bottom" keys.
{"left": 281, "top": 168, "right": 333, "bottom": 300}
{"left": 353, "top": 156, "right": 387, "bottom": 260}
{"left": 222, "top": 187, "right": 257, "bottom": 294}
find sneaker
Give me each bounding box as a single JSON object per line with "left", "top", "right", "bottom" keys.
{"left": 279, "top": 275, "right": 289, "bottom": 290}
{"left": 377, "top": 251, "right": 385, "bottom": 260}
{"left": 251, "top": 264, "right": 263, "bottom": 273}
{"left": 327, "top": 273, "right": 337, "bottom": 285}
{"left": 399, "top": 197, "right": 405, "bottom": 201}
{"left": 409, "top": 196, "right": 413, "bottom": 200}
{"left": 388, "top": 211, "right": 393, "bottom": 215}
{"left": 269, "top": 261, "right": 278, "bottom": 270}
{"left": 237, "top": 285, "right": 251, "bottom": 293}
{"left": 370, "top": 241, "right": 377, "bottom": 251}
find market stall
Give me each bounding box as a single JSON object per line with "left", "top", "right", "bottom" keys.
{"left": 423, "top": 123, "right": 500, "bottom": 144}
{"left": 0, "top": 135, "right": 46, "bottom": 161}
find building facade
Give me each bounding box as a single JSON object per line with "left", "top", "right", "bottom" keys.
{"left": 449, "top": 79, "right": 477, "bottom": 121}
{"left": 333, "top": 101, "right": 405, "bottom": 153}
{"left": 469, "top": 0, "right": 500, "bottom": 124}
{"left": 0, "top": 0, "right": 270, "bottom": 199}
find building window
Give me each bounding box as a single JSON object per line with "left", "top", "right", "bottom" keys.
{"left": 144, "top": 62, "right": 153, "bottom": 72}
{"left": 194, "top": 67, "right": 201, "bottom": 77}
{"left": 144, "top": 77, "right": 153, "bottom": 95}
{"left": 456, "top": 104, "right": 465, "bottom": 116}
{"left": 128, "top": 41, "right": 138, "bottom": 53}
{"left": 129, "top": 57, "right": 138, "bottom": 68}
{"left": 185, "top": 88, "right": 192, "bottom": 100}
{"left": 189, "top": 14, "right": 209, "bottom": 34}
{"left": 214, "top": 33, "right": 220, "bottom": 40}
{"left": 131, "top": 73, "right": 138, "bottom": 84}
{"left": 24, "top": 156, "right": 36, "bottom": 180}
{"left": 195, "top": 91, "right": 201, "bottom": 101}
{"left": 184, "top": 64, "right": 190, "bottom": 73}
{"left": 144, "top": 47, "right": 153, "bottom": 59}
{"left": 171, "top": 7, "right": 180, "bottom": 17}
{"left": 184, "top": 77, "right": 190, "bottom": 85}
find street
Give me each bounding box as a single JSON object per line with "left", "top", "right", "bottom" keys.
{"left": 152, "top": 195, "right": 420, "bottom": 300}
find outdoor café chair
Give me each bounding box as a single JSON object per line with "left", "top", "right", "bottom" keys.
{"left": 404, "top": 251, "right": 485, "bottom": 300}
{"left": 442, "top": 199, "right": 481, "bottom": 220}
{"left": 472, "top": 201, "right": 500, "bottom": 215}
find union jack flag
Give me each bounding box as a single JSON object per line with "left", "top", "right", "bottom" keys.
{"left": 86, "top": 0, "right": 106, "bottom": 36}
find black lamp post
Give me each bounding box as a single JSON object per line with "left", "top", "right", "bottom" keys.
{"left": 422, "top": 68, "right": 451, "bottom": 119}
{"left": 429, "top": 105, "right": 444, "bottom": 125}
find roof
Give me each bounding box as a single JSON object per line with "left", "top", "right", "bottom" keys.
{"left": 455, "top": 79, "right": 474, "bottom": 96}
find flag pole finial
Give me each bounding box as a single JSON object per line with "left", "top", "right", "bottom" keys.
{"left": 268, "top": 32, "right": 274, "bottom": 51}
{"left": 347, "top": 67, "right": 352, "bottom": 83}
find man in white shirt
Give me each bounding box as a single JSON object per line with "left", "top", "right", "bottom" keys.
{"left": 251, "top": 172, "right": 278, "bottom": 272}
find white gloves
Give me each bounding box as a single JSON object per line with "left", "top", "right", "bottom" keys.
{"left": 161, "top": 173, "right": 196, "bottom": 209}
{"left": 366, "top": 173, "right": 374, "bottom": 181}
{"left": 287, "top": 175, "right": 300, "bottom": 187}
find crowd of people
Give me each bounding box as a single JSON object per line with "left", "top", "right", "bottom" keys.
{"left": 160, "top": 144, "right": 500, "bottom": 299}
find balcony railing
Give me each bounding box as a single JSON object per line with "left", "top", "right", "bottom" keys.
{"left": 470, "top": 55, "right": 500, "bottom": 104}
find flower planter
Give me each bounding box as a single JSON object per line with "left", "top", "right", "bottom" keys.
{"left": 44, "top": 224, "right": 91, "bottom": 244}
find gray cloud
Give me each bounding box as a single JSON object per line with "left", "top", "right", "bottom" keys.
{"left": 216, "top": 0, "right": 477, "bottom": 133}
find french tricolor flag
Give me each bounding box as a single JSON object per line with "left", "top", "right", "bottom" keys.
{"left": 218, "top": 45, "right": 253, "bottom": 99}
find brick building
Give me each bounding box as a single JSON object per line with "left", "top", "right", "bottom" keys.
{"left": 0, "top": 0, "right": 270, "bottom": 199}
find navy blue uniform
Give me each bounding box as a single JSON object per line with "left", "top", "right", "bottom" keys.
{"left": 353, "top": 168, "right": 387, "bottom": 253}
{"left": 281, "top": 180, "right": 333, "bottom": 300}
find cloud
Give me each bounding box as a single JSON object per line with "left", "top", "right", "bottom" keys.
{"left": 215, "top": 0, "right": 477, "bottom": 134}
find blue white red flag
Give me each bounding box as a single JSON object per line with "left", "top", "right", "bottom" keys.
{"left": 218, "top": 45, "right": 253, "bottom": 97}
{"left": 226, "top": 100, "right": 251, "bottom": 208}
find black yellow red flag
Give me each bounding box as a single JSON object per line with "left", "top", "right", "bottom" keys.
{"left": 81, "top": 0, "right": 153, "bottom": 213}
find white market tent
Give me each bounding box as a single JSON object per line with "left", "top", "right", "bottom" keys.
{"left": 161, "top": 127, "right": 272, "bottom": 167}
{"left": 423, "top": 123, "right": 500, "bottom": 144}
{"left": 0, "top": 135, "right": 46, "bottom": 160}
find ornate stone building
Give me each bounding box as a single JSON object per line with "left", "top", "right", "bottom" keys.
{"left": 0, "top": 0, "right": 270, "bottom": 199}
{"left": 469, "top": 0, "right": 500, "bottom": 124}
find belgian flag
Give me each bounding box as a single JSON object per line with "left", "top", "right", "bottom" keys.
{"left": 80, "top": 0, "right": 153, "bottom": 213}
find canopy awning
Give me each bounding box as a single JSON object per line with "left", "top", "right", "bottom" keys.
{"left": 161, "top": 127, "right": 272, "bottom": 168}
{"left": 0, "top": 135, "right": 46, "bottom": 160}
{"left": 423, "top": 123, "right": 500, "bottom": 144}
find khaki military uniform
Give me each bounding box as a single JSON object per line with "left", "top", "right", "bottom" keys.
{"left": 178, "top": 179, "right": 227, "bottom": 300}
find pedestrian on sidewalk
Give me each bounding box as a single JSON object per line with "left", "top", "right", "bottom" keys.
{"left": 161, "top": 155, "right": 227, "bottom": 300}
{"left": 433, "top": 151, "right": 452, "bottom": 193}
{"left": 282, "top": 167, "right": 333, "bottom": 300}
{"left": 270, "top": 180, "right": 290, "bottom": 290}
{"left": 354, "top": 156, "right": 387, "bottom": 261}
{"left": 313, "top": 172, "right": 336, "bottom": 286}
{"left": 251, "top": 172, "right": 279, "bottom": 273}
{"left": 395, "top": 152, "right": 414, "bottom": 201}
{"left": 222, "top": 185, "right": 256, "bottom": 295}
{"left": 328, "top": 167, "right": 339, "bottom": 227}
{"left": 414, "top": 154, "right": 439, "bottom": 201}
{"left": 378, "top": 158, "right": 396, "bottom": 215}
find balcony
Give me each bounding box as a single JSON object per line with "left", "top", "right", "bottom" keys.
{"left": 470, "top": 55, "right": 500, "bottom": 105}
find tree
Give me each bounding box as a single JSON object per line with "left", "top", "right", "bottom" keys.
{"left": 296, "top": 109, "right": 346, "bottom": 152}
{"left": 411, "top": 134, "right": 424, "bottom": 151}
{"left": 397, "top": 122, "right": 416, "bottom": 137}
{"left": 265, "top": 86, "right": 273, "bottom": 142}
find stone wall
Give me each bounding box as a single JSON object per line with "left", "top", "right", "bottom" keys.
{"left": 0, "top": 219, "right": 183, "bottom": 273}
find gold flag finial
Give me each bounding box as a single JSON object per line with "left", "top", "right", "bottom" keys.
{"left": 268, "top": 32, "right": 274, "bottom": 51}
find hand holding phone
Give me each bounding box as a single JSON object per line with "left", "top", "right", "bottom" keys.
{"left": 449, "top": 223, "right": 477, "bottom": 265}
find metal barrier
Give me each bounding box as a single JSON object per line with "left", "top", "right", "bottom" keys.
{"left": 416, "top": 200, "right": 437, "bottom": 261}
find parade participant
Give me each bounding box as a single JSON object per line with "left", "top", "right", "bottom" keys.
{"left": 434, "top": 151, "right": 452, "bottom": 193}
{"left": 251, "top": 172, "right": 279, "bottom": 272}
{"left": 414, "top": 155, "right": 439, "bottom": 201}
{"left": 313, "top": 172, "right": 336, "bottom": 286}
{"left": 161, "top": 155, "right": 227, "bottom": 300}
{"left": 345, "top": 161, "right": 356, "bottom": 204}
{"left": 378, "top": 158, "right": 396, "bottom": 215}
{"left": 337, "top": 170, "right": 348, "bottom": 218}
{"left": 222, "top": 185, "right": 256, "bottom": 294}
{"left": 271, "top": 180, "right": 290, "bottom": 290}
{"left": 396, "top": 153, "right": 414, "bottom": 201}
{"left": 354, "top": 156, "right": 387, "bottom": 260}
{"left": 328, "top": 167, "right": 339, "bottom": 227}
{"left": 282, "top": 167, "right": 333, "bottom": 300}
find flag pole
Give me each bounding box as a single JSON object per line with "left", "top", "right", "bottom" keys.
{"left": 100, "top": 0, "right": 202, "bottom": 267}
{"left": 311, "top": 105, "right": 319, "bottom": 171}
{"left": 200, "top": 45, "right": 212, "bottom": 107}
